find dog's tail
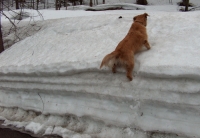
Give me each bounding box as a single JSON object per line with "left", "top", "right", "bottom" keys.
{"left": 100, "top": 51, "right": 119, "bottom": 69}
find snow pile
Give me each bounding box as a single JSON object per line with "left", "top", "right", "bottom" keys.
{"left": 147, "top": 0, "right": 200, "bottom": 5}
{"left": 83, "top": 0, "right": 200, "bottom": 6}
{"left": 1, "top": 10, "right": 200, "bottom": 138}
{"left": 85, "top": 3, "right": 145, "bottom": 11}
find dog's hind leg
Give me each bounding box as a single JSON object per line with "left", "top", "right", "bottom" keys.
{"left": 112, "top": 64, "right": 117, "bottom": 73}
{"left": 126, "top": 60, "right": 134, "bottom": 81}
{"left": 144, "top": 40, "right": 151, "bottom": 50}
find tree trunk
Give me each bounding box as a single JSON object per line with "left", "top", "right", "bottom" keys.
{"left": 0, "top": 0, "right": 2, "bottom": 11}
{"left": 44, "top": 0, "right": 48, "bottom": 9}
{"left": 65, "top": 0, "right": 68, "bottom": 10}
{"left": 8, "top": 0, "right": 10, "bottom": 10}
{"left": 0, "top": 27, "right": 4, "bottom": 53}
{"left": 90, "top": 0, "right": 93, "bottom": 7}
{"left": 73, "top": 0, "right": 76, "bottom": 6}
{"left": 55, "top": 0, "right": 61, "bottom": 10}
{"left": 185, "top": 0, "right": 189, "bottom": 11}
{"left": 1, "top": 0, "right": 3, "bottom": 10}
{"left": 0, "top": 12, "right": 4, "bottom": 53}
{"left": 55, "top": 0, "right": 58, "bottom": 10}
{"left": 37, "top": 0, "right": 39, "bottom": 10}
{"left": 16, "top": 0, "right": 19, "bottom": 9}
{"left": 44, "top": 0, "right": 45, "bottom": 9}
{"left": 59, "top": 0, "right": 61, "bottom": 10}
{"left": 80, "top": 0, "right": 83, "bottom": 5}
{"left": 57, "top": 0, "right": 61, "bottom": 10}
{"left": 12, "top": 0, "right": 14, "bottom": 7}
{"left": 31, "top": 0, "right": 35, "bottom": 9}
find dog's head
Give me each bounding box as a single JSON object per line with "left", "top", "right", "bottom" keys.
{"left": 133, "top": 13, "right": 149, "bottom": 26}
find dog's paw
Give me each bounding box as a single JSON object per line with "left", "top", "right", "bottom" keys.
{"left": 127, "top": 75, "right": 133, "bottom": 81}
{"left": 112, "top": 70, "right": 116, "bottom": 73}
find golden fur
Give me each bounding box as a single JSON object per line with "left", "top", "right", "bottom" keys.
{"left": 100, "top": 13, "right": 151, "bottom": 81}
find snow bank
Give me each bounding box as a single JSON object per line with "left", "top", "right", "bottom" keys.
{"left": 1, "top": 11, "right": 200, "bottom": 138}
{"left": 147, "top": 0, "right": 200, "bottom": 6}
{"left": 85, "top": 3, "right": 145, "bottom": 11}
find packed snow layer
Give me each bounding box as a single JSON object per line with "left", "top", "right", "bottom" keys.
{"left": 1, "top": 11, "right": 200, "bottom": 138}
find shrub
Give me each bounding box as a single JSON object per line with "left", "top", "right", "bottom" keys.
{"left": 177, "top": 0, "right": 193, "bottom": 7}
{"left": 136, "top": 0, "right": 148, "bottom": 5}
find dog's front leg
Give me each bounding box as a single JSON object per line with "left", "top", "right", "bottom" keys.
{"left": 144, "top": 40, "right": 151, "bottom": 50}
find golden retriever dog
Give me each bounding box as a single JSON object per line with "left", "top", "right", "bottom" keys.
{"left": 100, "top": 13, "right": 151, "bottom": 81}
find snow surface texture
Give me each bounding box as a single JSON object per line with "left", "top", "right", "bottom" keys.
{"left": 1, "top": 4, "right": 144, "bottom": 49}
{"left": 1, "top": 9, "right": 200, "bottom": 138}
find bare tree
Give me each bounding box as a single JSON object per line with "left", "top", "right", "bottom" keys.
{"left": 184, "top": 0, "right": 189, "bottom": 11}
{"left": 0, "top": 0, "right": 44, "bottom": 51}
{"left": 0, "top": 24, "right": 4, "bottom": 53}
{"left": 0, "top": 2, "right": 4, "bottom": 53}
{"left": 80, "top": 0, "right": 83, "bottom": 5}
{"left": 0, "top": 0, "right": 2, "bottom": 10}
{"left": 55, "top": 0, "right": 58, "bottom": 10}
{"left": 59, "top": 0, "right": 62, "bottom": 9}
{"left": 46, "top": 0, "right": 48, "bottom": 8}
{"left": 90, "top": 0, "right": 93, "bottom": 7}
{"left": 43, "top": 0, "right": 48, "bottom": 9}
{"left": 37, "top": 0, "right": 39, "bottom": 10}
{"left": 8, "top": 0, "right": 10, "bottom": 10}
{"left": 55, "top": 0, "right": 61, "bottom": 10}
{"left": 32, "top": 0, "right": 35, "bottom": 9}
{"left": 11, "top": 0, "right": 14, "bottom": 7}
{"left": 72, "top": 0, "right": 76, "bottom": 6}
{"left": 65, "top": 0, "right": 68, "bottom": 10}
{"left": 16, "top": 0, "right": 19, "bottom": 9}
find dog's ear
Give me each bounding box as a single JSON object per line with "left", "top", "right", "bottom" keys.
{"left": 144, "top": 13, "right": 149, "bottom": 17}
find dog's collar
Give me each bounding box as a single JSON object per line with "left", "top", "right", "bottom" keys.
{"left": 135, "top": 21, "right": 144, "bottom": 26}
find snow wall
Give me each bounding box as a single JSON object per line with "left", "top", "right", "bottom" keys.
{"left": 0, "top": 11, "right": 200, "bottom": 138}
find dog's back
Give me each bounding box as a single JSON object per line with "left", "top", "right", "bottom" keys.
{"left": 115, "top": 21, "right": 148, "bottom": 54}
